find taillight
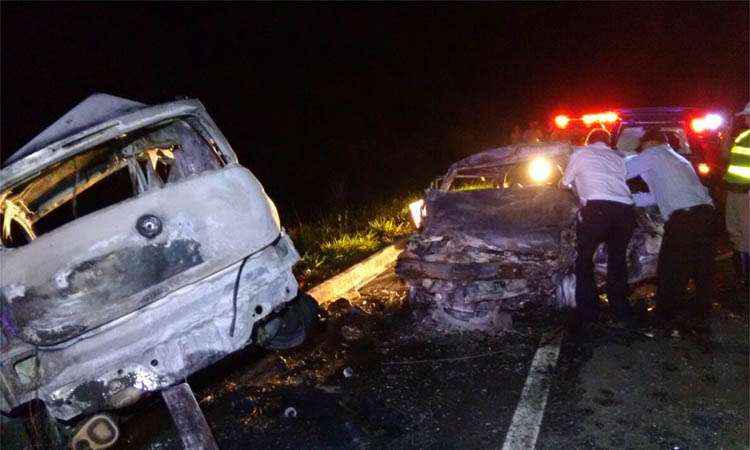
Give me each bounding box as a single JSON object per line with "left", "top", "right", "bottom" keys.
{"left": 697, "top": 162, "right": 710, "bottom": 175}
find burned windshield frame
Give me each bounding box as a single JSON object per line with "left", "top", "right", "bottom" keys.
{"left": 437, "top": 155, "right": 568, "bottom": 192}
{"left": 184, "top": 116, "right": 229, "bottom": 166}
{"left": 0, "top": 116, "right": 228, "bottom": 248}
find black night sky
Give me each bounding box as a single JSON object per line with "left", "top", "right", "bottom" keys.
{"left": 2, "top": 3, "right": 748, "bottom": 217}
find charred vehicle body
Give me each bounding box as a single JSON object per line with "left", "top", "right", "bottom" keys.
{"left": 0, "top": 95, "right": 316, "bottom": 424}
{"left": 397, "top": 142, "right": 664, "bottom": 331}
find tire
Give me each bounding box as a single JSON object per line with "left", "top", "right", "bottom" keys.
{"left": 257, "top": 293, "right": 320, "bottom": 350}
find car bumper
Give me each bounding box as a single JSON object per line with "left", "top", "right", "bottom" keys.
{"left": 1, "top": 233, "right": 299, "bottom": 421}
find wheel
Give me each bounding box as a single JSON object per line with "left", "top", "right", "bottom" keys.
{"left": 257, "top": 293, "right": 320, "bottom": 350}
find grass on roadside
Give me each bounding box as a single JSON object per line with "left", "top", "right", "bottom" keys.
{"left": 287, "top": 193, "right": 422, "bottom": 289}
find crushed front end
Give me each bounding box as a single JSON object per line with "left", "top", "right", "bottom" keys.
{"left": 396, "top": 142, "right": 663, "bottom": 332}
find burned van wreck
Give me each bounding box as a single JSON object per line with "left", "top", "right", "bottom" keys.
{"left": 397, "top": 142, "right": 664, "bottom": 331}
{"left": 0, "top": 94, "right": 317, "bottom": 424}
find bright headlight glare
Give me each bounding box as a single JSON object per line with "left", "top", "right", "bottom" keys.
{"left": 529, "top": 157, "right": 553, "bottom": 183}
{"left": 409, "top": 199, "right": 426, "bottom": 228}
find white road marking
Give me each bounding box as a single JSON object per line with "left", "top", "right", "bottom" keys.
{"left": 498, "top": 249, "right": 732, "bottom": 448}
{"left": 502, "top": 332, "right": 563, "bottom": 450}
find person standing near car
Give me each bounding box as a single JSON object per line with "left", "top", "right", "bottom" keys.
{"left": 626, "top": 128, "right": 716, "bottom": 328}
{"left": 561, "top": 128, "right": 636, "bottom": 332}
{"left": 722, "top": 102, "right": 750, "bottom": 295}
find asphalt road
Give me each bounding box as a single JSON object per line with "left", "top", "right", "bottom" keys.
{"left": 5, "top": 259, "right": 748, "bottom": 449}
{"left": 539, "top": 305, "right": 749, "bottom": 450}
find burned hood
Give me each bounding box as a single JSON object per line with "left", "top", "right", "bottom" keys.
{"left": 421, "top": 186, "right": 578, "bottom": 253}
{"left": 5, "top": 94, "right": 147, "bottom": 167}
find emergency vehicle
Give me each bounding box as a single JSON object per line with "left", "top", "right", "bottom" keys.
{"left": 552, "top": 108, "right": 728, "bottom": 187}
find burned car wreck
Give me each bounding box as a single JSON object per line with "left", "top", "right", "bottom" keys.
{"left": 0, "top": 94, "right": 316, "bottom": 426}
{"left": 397, "top": 142, "right": 664, "bottom": 331}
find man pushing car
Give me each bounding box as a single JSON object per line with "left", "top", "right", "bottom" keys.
{"left": 560, "top": 128, "right": 636, "bottom": 334}
{"left": 626, "top": 127, "right": 716, "bottom": 331}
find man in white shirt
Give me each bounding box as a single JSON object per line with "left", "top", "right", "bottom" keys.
{"left": 561, "top": 129, "right": 636, "bottom": 331}
{"left": 626, "top": 128, "right": 715, "bottom": 328}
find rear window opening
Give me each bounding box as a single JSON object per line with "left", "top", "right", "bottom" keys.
{"left": 615, "top": 126, "right": 691, "bottom": 155}
{"left": 33, "top": 166, "right": 135, "bottom": 238}
{"left": 1, "top": 118, "right": 225, "bottom": 248}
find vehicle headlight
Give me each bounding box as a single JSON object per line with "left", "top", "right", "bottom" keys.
{"left": 529, "top": 157, "right": 553, "bottom": 183}
{"left": 409, "top": 199, "right": 426, "bottom": 228}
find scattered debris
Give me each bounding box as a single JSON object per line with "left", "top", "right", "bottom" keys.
{"left": 343, "top": 367, "right": 354, "bottom": 378}
{"left": 327, "top": 298, "right": 353, "bottom": 316}
{"left": 341, "top": 325, "right": 364, "bottom": 342}
{"left": 283, "top": 407, "right": 298, "bottom": 419}
{"left": 383, "top": 349, "right": 507, "bottom": 365}
{"left": 315, "top": 385, "right": 342, "bottom": 394}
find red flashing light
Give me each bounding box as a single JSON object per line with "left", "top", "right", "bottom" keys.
{"left": 582, "top": 111, "right": 619, "bottom": 126}
{"left": 691, "top": 117, "right": 707, "bottom": 133}
{"left": 554, "top": 115, "right": 570, "bottom": 129}
{"left": 691, "top": 113, "right": 724, "bottom": 133}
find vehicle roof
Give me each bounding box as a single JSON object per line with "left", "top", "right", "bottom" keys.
{"left": 5, "top": 94, "right": 148, "bottom": 166}
{"left": 1, "top": 97, "right": 209, "bottom": 191}
{"left": 438, "top": 142, "right": 572, "bottom": 190}
{"left": 448, "top": 142, "right": 572, "bottom": 172}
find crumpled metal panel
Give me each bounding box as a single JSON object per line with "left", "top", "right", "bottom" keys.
{"left": 397, "top": 143, "right": 663, "bottom": 332}
{"left": 420, "top": 187, "right": 579, "bottom": 255}
{"left": 447, "top": 142, "right": 572, "bottom": 172}
{"left": 1, "top": 99, "right": 227, "bottom": 191}
{"left": 2, "top": 167, "right": 282, "bottom": 346}
{"left": 6, "top": 94, "right": 146, "bottom": 166}
{"left": 398, "top": 189, "right": 574, "bottom": 331}
{"left": 36, "top": 234, "right": 298, "bottom": 420}
{"left": 440, "top": 142, "right": 572, "bottom": 189}
{"left": 0, "top": 96, "right": 303, "bottom": 422}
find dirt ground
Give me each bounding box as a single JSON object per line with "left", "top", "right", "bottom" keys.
{"left": 4, "top": 255, "right": 748, "bottom": 449}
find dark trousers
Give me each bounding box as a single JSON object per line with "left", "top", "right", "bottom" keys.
{"left": 656, "top": 205, "right": 716, "bottom": 321}
{"left": 575, "top": 200, "right": 636, "bottom": 323}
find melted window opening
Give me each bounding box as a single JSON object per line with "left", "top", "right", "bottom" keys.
{"left": 1, "top": 118, "right": 222, "bottom": 247}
